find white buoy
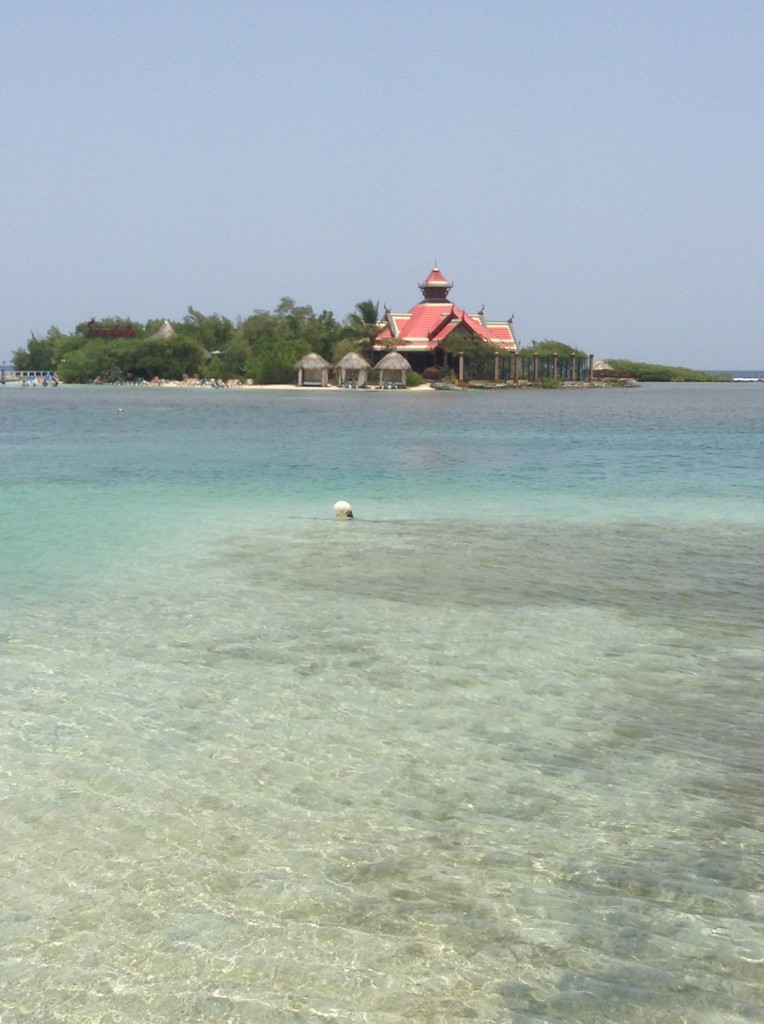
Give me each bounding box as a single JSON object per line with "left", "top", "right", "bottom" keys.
{"left": 333, "top": 500, "right": 353, "bottom": 519}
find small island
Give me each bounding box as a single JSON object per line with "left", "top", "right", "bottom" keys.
{"left": 6, "top": 266, "right": 733, "bottom": 388}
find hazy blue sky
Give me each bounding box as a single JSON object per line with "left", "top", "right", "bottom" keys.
{"left": 2, "top": 0, "right": 762, "bottom": 368}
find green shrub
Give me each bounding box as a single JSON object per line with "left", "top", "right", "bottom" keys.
{"left": 607, "top": 360, "right": 723, "bottom": 382}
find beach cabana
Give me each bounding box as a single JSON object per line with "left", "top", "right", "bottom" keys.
{"left": 375, "top": 350, "right": 412, "bottom": 389}
{"left": 147, "top": 319, "right": 176, "bottom": 341}
{"left": 336, "top": 351, "right": 371, "bottom": 388}
{"left": 295, "top": 352, "right": 333, "bottom": 387}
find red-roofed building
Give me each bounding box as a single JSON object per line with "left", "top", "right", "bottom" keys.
{"left": 374, "top": 267, "right": 517, "bottom": 372}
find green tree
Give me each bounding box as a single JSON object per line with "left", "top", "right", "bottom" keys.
{"left": 235, "top": 305, "right": 303, "bottom": 384}
{"left": 13, "top": 296, "right": 356, "bottom": 384}
{"left": 181, "top": 308, "right": 235, "bottom": 356}
{"left": 441, "top": 327, "right": 501, "bottom": 380}
{"left": 56, "top": 338, "right": 128, "bottom": 382}
{"left": 519, "top": 339, "right": 587, "bottom": 358}
{"left": 12, "top": 327, "right": 62, "bottom": 371}
{"left": 332, "top": 337, "right": 364, "bottom": 363}
{"left": 345, "top": 300, "right": 380, "bottom": 362}
{"left": 299, "top": 308, "right": 344, "bottom": 361}
{"left": 233, "top": 298, "right": 344, "bottom": 383}
{"left": 53, "top": 331, "right": 206, "bottom": 383}
{"left": 606, "top": 360, "right": 722, "bottom": 382}
{"left": 125, "top": 336, "right": 206, "bottom": 380}
{"left": 442, "top": 327, "right": 496, "bottom": 357}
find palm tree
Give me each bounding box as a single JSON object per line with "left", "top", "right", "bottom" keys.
{"left": 345, "top": 299, "right": 380, "bottom": 363}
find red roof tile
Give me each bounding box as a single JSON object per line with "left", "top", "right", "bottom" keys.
{"left": 420, "top": 266, "right": 450, "bottom": 288}
{"left": 376, "top": 267, "right": 517, "bottom": 352}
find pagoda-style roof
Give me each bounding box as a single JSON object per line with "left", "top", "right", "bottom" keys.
{"left": 376, "top": 267, "right": 517, "bottom": 354}
{"left": 419, "top": 266, "right": 452, "bottom": 300}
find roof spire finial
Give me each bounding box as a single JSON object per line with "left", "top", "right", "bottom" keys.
{"left": 419, "top": 265, "right": 453, "bottom": 301}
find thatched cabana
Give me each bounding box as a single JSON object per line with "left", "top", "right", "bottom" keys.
{"left": 295, "top": 352, "right": 333, "bottom": 387}
{"left": 336, "top": 351, "right": 371, "bottom": 388}
{"left": 147, "top": 319, "right": 176, "bottom": 341}
{"left": 375, "top": 350, "right": 412, "bottom": 389}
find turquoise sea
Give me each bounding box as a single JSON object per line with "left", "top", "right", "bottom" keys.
{"left": 1, "top": 383, "right": 763, "bottom": 1023}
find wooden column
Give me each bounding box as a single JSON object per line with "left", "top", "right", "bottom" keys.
{"left": 458, "top": 351, "right": 465, "bottom": 383}
{"left": 494, "top": 352, "right": 500, "bottom": 383}
{"left": 533, "top": 353, "right": 539, "bottom": 382}
{"left": 552, "top": 352, "right": 558, "bottom": 380}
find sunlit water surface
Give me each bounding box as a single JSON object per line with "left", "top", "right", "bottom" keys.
{"left": 1, "top": 384, "right": 762, "bottom": 1023}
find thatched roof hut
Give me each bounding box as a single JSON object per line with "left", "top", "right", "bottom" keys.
{"left": 147, "top": 319, "right": 176, "bottom": 341}
{"left": 295, "top": 352, "right": 333, "bottom": 387}
{"left": 336, "top": 351, "right": 371, "bottom": 388}
{"left": 375, "top": 350, "right": 412, "bottom": 389}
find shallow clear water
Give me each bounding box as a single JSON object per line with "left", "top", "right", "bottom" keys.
{"left": 1, "top": 383, "right": 763, "bottom": 1023}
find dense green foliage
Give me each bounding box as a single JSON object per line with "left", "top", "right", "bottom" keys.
{"left": 14, "top": 311, "right": 727, "bottom": 387}
{"left": 519, "top": 339, "right": 588, "bottom": 358}
{"left": 342, "top": 299, "right": 380, "bottom": 364}
{"left": 13, "top": 299, "right": 352, "bottom": 384}
{"left": 12, "top": 327, "right": 62, "bottom": 372}
{"left": 606, "top": 360, "right": 731, "bottom": 382}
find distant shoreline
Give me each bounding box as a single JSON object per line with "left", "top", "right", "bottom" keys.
{"left": 5, "top": 375, "right": 761, "bottom": 391}
{"left": 2, "top": 380, "right": 635, "bottom": 391}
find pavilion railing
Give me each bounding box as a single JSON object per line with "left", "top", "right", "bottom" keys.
{"left": 461, "top": 352, "right": 593, "bottom": 384}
